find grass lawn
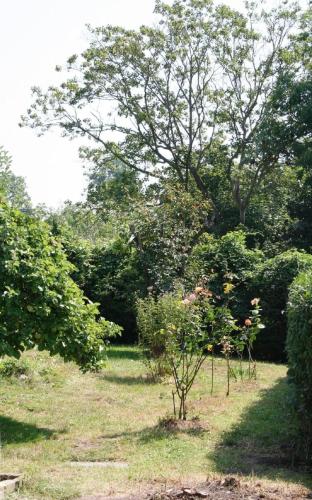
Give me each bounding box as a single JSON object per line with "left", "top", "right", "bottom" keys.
{"left": 0, "top": 346, "right": 311, "bottom": 499}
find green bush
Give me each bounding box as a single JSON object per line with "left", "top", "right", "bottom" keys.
{"left": 137, "top": 294, "right": 175, "bottom": 379}
{"left": 0, "top": 203, "right": 121, "bottom": 370}
{"left": 87, "top": 238, "right": 146, "bottom": 343}
{"left": 187, "top": 231, "right": 264, "bottom": 343}
{"left": 188, "top": 231, "right": 263, "bottom": 293}
{"left": 137, "top": 287, "right": 263, "bottom": 417}
{"left": 287, "top": 271, "right": 312, "bottom": 459}
{"left": 190, "top": 236, "right": 312, "bottom": 361}
{"left": 0, "top": 358, "right": 31, "bottom": 378}
{"left": 250, "top": 250, "right": 312, "bottom": 361}
{"left": 137, "top": 290, "right": 213, "bottom": 417}
{"left": 59, "top": 231, "right": 94, "bottom": 291}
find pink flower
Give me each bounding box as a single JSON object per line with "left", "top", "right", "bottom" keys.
{"left": 251, "top": 298, "right": 260, "bottom": 306}
{"left": 245, "top": 319, "right": 252, "bottom": 327}
{"left": 182, "top": 293, "right": 196, "bottom": 305}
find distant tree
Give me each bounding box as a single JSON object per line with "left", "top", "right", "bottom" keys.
{"left": 47, "top": 201, "right": 115, "bottom": 244}
{"left": 0, "top": 146, "right": 31, "bottom": 211}
{"left": 21, "top": 0, "right": 302, "bottom": 227}
{"left": 83, "top": 157, "right": 143, "bottom": 219}
{"left": 129, "top": 183, "right": 211, "bottom": 292}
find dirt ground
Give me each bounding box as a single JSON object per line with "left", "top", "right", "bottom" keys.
{"left": 78, "top": 476, "right": 312, "bottom": 500}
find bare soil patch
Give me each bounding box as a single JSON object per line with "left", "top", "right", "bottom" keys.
{"left": 158, "top": 417, "right": 208, "bottom": 434}
{"left": 149, "top": 478, "right": 310, "bottom": 499}
{"left": 77, "top": 477, "right": 312, "bottom": 500}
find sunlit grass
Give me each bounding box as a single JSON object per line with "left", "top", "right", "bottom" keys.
{"left": 0, "top": 346, "right": 310, "bottom": 499}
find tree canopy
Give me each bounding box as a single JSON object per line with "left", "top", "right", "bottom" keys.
{"left": 21, "top": 0, "right": 303, "bottom": 226}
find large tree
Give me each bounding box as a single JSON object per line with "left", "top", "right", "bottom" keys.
{"left": 22, "top": 0, "right": 301, "bottom": 226}
{"left": 265, "top": 6, "right": 312, "bottom": 249}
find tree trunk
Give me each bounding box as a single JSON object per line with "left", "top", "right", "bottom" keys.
{"left": 239, "top": 204, "right": 246, "bottom": 225}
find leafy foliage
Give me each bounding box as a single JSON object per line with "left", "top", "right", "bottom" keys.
{"left": 0, "top": 146, "right": 31, "bottom": 211}
{"left": 138, "top": 290, "right": 212, "bottom": 418}
{"left": 138, "top": 286, "right": 263, "bottom": 418}
{"left": 44, "top": 201, "right": 117, "bottom": 245}
{"left": 131, "top": 184, "right": 211, "bottom": 293}
{"left": 188, "top": 230, "right": 263, "bottom": 294}
{"left": 22, "top": 0, "right": 302, "bottom": 227}
{"left": 0, "top": 358, "right": 31, "bottom": 379}
{"left": 85, "top": 158, "right": 143, "bottom": 218}
{"left": 250, "top": 251, "right": 312, "bottom": 361}
{"left": 87, "top": 238, "right": 146, "bottom": 342}
{"left": 0, "top": 203, "right": 121, "bottom": 370}
{"left": 137, "top": 293, "right": 176, "bottom": 380}
{"left": 189, "top": 240, "right": 312, "bottom": 362}
{"left": 287, "top": 271, "right": 312, "bottom": 460}
{"left": 49, "top": 219, "right": 95, "bottom": 291}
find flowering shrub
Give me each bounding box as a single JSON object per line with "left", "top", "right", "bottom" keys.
{"left": 138, "top": 286, "right": 264, "bottom": 418}
{"left": 239, "top": 299, "right": 265, "bottom": 379}
{"left": 138, "top": 289, "right": 215, "bottom": 417}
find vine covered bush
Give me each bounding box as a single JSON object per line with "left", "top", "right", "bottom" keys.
{"left": 287, "top": 271, "right": 312, "bottom": 459}
{"left": 0, "top": 204, "right": 121, "bottom": 370}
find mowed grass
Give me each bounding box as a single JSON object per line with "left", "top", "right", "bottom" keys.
{"left": 0, "top": 346, "right": 311, "bottom": 499}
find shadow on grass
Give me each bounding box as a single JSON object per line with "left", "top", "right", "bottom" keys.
{"left": 210, "top": 377, "right": 312, "bottom": 488}
{"left": 102, "top": 421, "right": 208, "bottom": 443}
{"left": 100, "top": 373, "right": 156, "bottom": 386}
{"left": 0, "top": 415, "right": 55, "bottom": 446}
{"left": 107, "top": 348, "right": 142, "bottom": 361}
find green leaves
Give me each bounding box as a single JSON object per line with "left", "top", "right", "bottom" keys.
{"left": 21, "top": 0, "right": 305, "bottom": 229}
{"left": 0, "top": 203, "right": 121, "bottom": 370}
{"left": 0, "top": 146, "right": 31, "bottom": 212}
{"left": 287, "top": 270, "right": 312, "bottom": 457}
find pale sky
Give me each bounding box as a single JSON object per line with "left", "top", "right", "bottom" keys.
{"left": 0, "top": 0, "right": 284, "bottom": 208}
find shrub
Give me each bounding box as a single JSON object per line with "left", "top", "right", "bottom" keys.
{"left": 0, "top": 203, "right": 121, "bottom": 370}
{"left": 250, "top": 250, "right": 312, "bottom": 361}
{"left": 188, "top": 231, "right": 263, "bottom": 298}
{"left": 138, "top": 288, "right": 263, "bottom": 417}
{"left": 137, "top": 294, "right": 176, "bottom": 380}
{"left": 189, "top": 237, "right": 312, "bottom": 361}
{"left": 138, "top": 291, "right": 212, "bottom": 418}
{"left": 187, "top": 231, "right": 265, "bottom": 354}
{"left": 48, "top": 219, "right": 94, "bottom": 291}
{"left": 287, "top": 271, "right": 312, "bottom": 459}
{"left": 188, "top": 236, "right": 312, "bottom": 361}
{"left": 0, "top": 358, "right": 31, "bottom": 379}
{"left": 87, "top": 238, "right": 146, "bottom": 343}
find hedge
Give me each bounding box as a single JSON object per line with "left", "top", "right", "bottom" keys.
{"left": 250, "top": 251, "right": 312, "bottom": 361}
{"left": 287, "top": 271, "right": 312, "bottom": 457}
